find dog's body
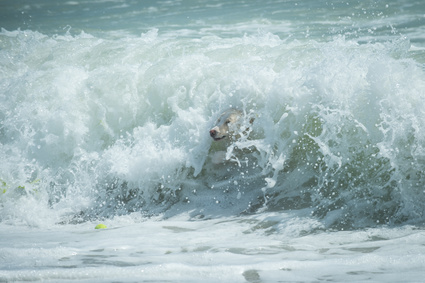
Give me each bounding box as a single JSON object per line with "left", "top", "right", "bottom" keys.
{"left": 209, "top": 109, "right": 243, "bottom": 141}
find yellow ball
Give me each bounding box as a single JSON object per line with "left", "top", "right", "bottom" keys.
{"left": 95, "top": 224, "right": 107, "bottom": 229}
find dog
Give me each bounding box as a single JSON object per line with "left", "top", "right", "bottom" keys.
{"left": 209, "top": 108, "right": 243, "bottom": 141}
{"left": 209, "top": 108, "right": 255, "bottom": 164}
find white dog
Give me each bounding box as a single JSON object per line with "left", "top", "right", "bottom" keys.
{"left": 209, "top": 108, "right": 243, "bottom": 141}
{"left": 209, "top": 108, "right": 255, "bottom": 164}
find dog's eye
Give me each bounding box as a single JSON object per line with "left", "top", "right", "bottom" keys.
{"left": 225, "top": 120, "right": 231, "bottom": 124}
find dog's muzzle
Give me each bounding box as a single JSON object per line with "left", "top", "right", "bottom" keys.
{"left": 210, "top": 128, "right": 226, "bottom": 141}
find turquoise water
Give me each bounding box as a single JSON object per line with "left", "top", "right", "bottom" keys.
{"left": 1, "top": 0, "right": 425, "bottom": 281}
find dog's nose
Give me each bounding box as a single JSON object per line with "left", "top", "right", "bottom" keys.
{"left": 209, "top": 129, "right": 217, "bottom": 137}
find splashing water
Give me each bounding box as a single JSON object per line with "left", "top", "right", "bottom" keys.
{"left": 1, "top": 26, "right": 424, "bottom": 229}
{"left": 2, "top": 1, "right": 425, "bottom": 282}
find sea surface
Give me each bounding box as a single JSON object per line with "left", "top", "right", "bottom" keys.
{"left": 1, "top": 0, "right": 425, "bottom": 282}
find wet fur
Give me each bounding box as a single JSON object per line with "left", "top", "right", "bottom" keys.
{"left": 209, "top": 109, "right": 243, "bottom": 141}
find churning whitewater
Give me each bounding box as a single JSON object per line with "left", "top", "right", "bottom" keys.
{"left": 1, "top": 0, "right": 425, "bottom": 282}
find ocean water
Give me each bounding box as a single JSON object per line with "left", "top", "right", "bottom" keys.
{"left": 1, "top": 0, "right": 425, "bottom": 282}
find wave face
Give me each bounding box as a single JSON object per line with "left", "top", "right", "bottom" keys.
{"left": 1, "top": 0, "right": 425, "bottom": 230}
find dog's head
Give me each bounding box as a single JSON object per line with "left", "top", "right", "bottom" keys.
{"left": 209, "top": 109, "right": 243, "bottom": 141}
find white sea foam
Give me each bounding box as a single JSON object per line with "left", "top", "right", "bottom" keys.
{"left": 1, "top": 0, "right": 425, "bottom": 281}
{"left": 1, "top": 22, "right": 425, "bottom": 226}
{"left": 1, "top": 214, "right": 425, "bottom": 282}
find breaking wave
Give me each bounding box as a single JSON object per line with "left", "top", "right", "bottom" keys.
{"left": 1, "top": 28, "right": 425, "bottom": 229}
